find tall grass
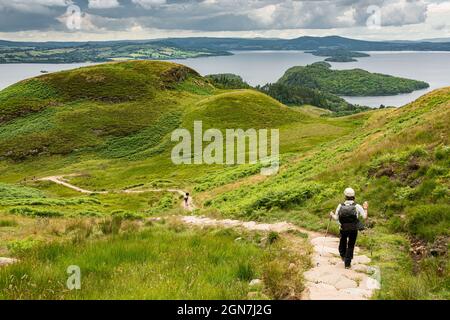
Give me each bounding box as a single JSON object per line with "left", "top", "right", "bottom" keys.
{"left": 0, "top": 225, "right": 294, "bottom": 300}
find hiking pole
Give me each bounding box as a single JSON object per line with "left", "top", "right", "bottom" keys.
{"left": 320, "top": 216, "right": 333, "bottom": 257}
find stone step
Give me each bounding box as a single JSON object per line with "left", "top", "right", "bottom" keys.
{"left": 0, "top": 257, "right": 17, "bottom": 267}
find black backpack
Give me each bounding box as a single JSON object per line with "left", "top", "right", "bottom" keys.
{"left": 338, "top": 203, "right": 360, "bottom": 231}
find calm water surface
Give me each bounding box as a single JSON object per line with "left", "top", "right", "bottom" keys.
{"left": 0, "top": 63, "right": 93, "bottom": 90}
{"left": 1, "top": 51, "right": 450, "bottom": 107}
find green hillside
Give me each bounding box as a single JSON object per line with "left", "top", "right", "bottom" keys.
{"left": 205, "top": 74, "right": 251, "bottom": 89}
{"left": 0, "top": 61, "right": 211, "bottom": 161}
{"left": 278, "top": 62, "right": 430, "bottom": 96}
{"left": 203, "top": 88, "right": 450, "bottom": 299}
{"left": 0, "top": 61, "right": 448, "bottom": 300}
{"left": 0, "top": 61, "right": 358, "bottom": 186}
{"left": 258, "top": 82, "right": 369, "bottom": 115}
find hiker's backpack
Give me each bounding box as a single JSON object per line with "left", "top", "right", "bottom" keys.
{"left": 338, "top": 203, "right": 359, "bottom": 231}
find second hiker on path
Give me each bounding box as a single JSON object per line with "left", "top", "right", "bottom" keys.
{"left": 330, "top": 188, "right": 368, "bottom": 269}
{"left": 184, "top": 192, "right": 190, "bottom": 209}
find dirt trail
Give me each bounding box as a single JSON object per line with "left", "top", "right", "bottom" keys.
{"left": 38, "top": 175, "right": 195, "bottom": 211}
{"left": 39, "top": 175, "right": 107, "bottom": 194}
{"left": 31, "top": 174, "right": 380, "bottom": 299}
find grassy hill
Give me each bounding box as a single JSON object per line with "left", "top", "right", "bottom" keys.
{"left": 205, "top": 74, "right": 251, "bottom": 90}
{"left": 202, "top": 88, "right": 450, "bottom": 299}
{"left": 0, "top": 61, "right": 448, "bottom": 300}
{"left": 278, "top": 62, "right": 430, "bottom": 96}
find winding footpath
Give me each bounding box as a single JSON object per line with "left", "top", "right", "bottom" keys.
{"left": 1, "top": 174, "right": 380, "bottom": 300}
{"left": 38, "top": 175, "right": 195, "bottom": 211}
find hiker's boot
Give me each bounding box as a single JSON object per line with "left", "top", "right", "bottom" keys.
{"left": 345, "top": 259, "right": 352, "bottom": 269}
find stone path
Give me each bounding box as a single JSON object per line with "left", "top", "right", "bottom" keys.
{"left": 180, "top": 215, "right": 380, "bottom": 300}
{"left": 0, "top": 257, "right": 17, "bottom": 267}
{"left": 303, "top": 236, "right": 380, "bottom": 300}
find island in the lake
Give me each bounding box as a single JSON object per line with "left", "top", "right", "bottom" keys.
{"left": 277, "top": 62, "right": 430, "bottom": 96}
{"left": 306, "top": 48, "right": 371, "bottom": 62}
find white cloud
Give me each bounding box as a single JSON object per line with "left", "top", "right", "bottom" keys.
{"left": 131, "top": 0, "right": 166, "bottom": 9}
{"left": 0, "top": 0, "right": 71, "bottom": 13}
{"left": 380, "top": 0, "right": 427, "bottom": 25}
{"left": 427, "top": 1, "right": 450, "bottom": 31}
{"left": 88, "top": 0, "right": 120, "bottom": 9}
{"left": 249, "top": 4, "right": 277, "bottom": 26}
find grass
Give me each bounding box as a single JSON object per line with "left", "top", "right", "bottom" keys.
{"left": 0, "top": 222, "right": 308, "bottom": 300}
{"left": 0, "top": 219, "right": 18, "bottom": 227}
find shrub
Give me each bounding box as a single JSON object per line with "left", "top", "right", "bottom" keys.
{"left": 99, "top": 216, "right": 123, "bottom": 235}
{"left": 111, "top": 210, "right": 144, "bottom": 220}
{"left": 268, "top": 232, "right": 279, "bottom": 245}
{"left": 9, "top": 207, "right": 64, "bottom": 218}
{"left": 388, "top": 216, "right": 405, "bottom": 233}
{"left": 0, "top": 183, "right": 44, "bottom": 199}
{"left": 236, "top": 262, "right": 255, "bottom": 281}
{"left": 7, "top": 238, "right": 39, "bottom": 256}
{"left": 246, "top": 183, "right": 319, "bottom": 212}
{"left": 65, "top": 219, "right": 95, "bottom": 244}
{"left": 0, "top": 219, "right": 18, "bottom": 227}
{"left": 147, "top": 194, "right": 176, "bottom": 215}
{"left": 405, "top": 205, "right": 450, "bottom": 241}
{"left": 434, "top": 146, "right": 450, "bottom": 161}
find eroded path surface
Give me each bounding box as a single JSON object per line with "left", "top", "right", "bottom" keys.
{"left": 19, "top": 175, "right": 379, "bottom": 299}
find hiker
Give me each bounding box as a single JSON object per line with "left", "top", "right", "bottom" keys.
{"left": 330, "top": 188, "right": 368, "bottom": 269}
{"left": 184, "top": 192, "right": 190, "bottom": 209}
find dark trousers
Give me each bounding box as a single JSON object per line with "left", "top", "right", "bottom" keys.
{"left": 339, "top": 230, "right": 358, "bottom": 266}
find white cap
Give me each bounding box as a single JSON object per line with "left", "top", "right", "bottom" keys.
{"left": 344, "top": 188, "right": 355, "bottom": 197}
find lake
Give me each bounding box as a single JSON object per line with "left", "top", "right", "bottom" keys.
{"left": 173, "top": 51, "right": 450, "bottom": 107}
{"left": 0, "top": 63, "right": 93, "bottom": 91}
{"left": 1, "top": 51, "right": 450, "bottom": 107}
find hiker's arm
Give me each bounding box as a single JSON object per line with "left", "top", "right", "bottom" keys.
{"left": 357, "top": 203, "right": 368, "bottom": 220}
{"left": 330, "top": 204, "right": 341, "bottom": 220}
{"left": 363, "top": 201, "right": 368, "bottom": 219}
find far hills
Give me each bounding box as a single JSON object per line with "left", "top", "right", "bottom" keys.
{"left": 2, "top": 35, "right": 450, "bottom": 63}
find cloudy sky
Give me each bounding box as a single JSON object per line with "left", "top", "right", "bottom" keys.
{"left": 0, "top": 0, "right": 449, "bottom": 41}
